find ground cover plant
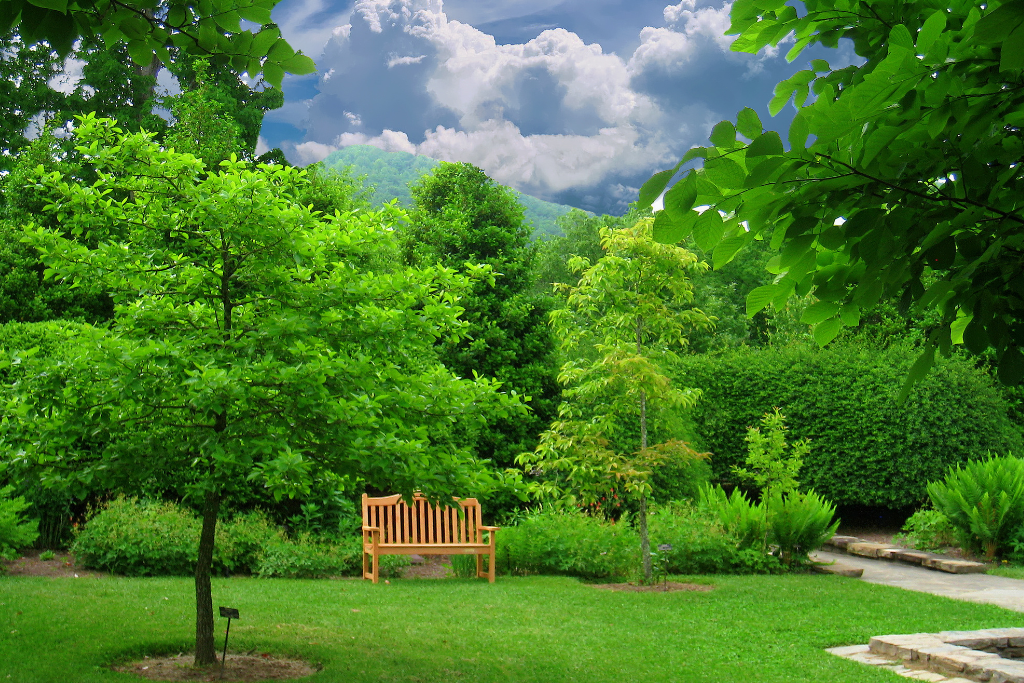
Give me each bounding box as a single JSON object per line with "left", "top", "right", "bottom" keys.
{"left": 2, "top": 572, "right": 1023, "bottom": 682}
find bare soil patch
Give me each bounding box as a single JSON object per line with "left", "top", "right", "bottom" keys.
{"left": 589, "top": 581, "right": 714, "bottom": 593}
{"left": 401, "top": 554, "right": 454, "bottom": 579}
{"left": 113, "top": 653, "right": 318, "bottom": 682}
{"left": 1, "top": 550, "right": 106, "bottom": 578}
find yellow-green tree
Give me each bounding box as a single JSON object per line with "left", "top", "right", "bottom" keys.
{"left": 519, "top": 218, "right": 713, "bottom": 581}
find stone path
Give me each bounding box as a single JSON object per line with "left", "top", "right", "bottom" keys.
{"left": 811, "top": 550, "right": 1024, "bottom": 612}
{"left": 813, "top": 550, "right": 1024, "bottom": 682}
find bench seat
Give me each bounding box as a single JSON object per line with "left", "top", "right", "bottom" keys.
{"left": 361, "top": 493, "right": 498, "bottom": 583}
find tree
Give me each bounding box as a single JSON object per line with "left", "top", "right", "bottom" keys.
{"left": 0, "top": 115, "right": 522, "bottom": 665}
{"left": 404, "top": 162, "right": 560, "bottom": 473}
{"left": 518, "top": 218, "right": 713, "bottom": 582}
{"left": 643, "top": 0, "right": 1024, "bottom": 395}
{"left": 0, "top": 30, "right": 69, "bottom": 168}
{"left": 0, "top": 0, "right": 314, "bottom": 88}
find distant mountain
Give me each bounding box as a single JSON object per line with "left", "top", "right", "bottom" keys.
{"left": 319, "top": 146, "right": 576, "bottom": 239}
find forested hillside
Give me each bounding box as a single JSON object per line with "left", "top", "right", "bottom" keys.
{"left": 320, "top": 145, "right": 577, "bottom": 238}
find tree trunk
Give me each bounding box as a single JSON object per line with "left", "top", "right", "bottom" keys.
{"left": 194, "top": 487, "right": 221, "bottom": 666}
{"left": 636, "top": 314, "right": 652, "bottom": 583}
{"left": 639, "top": 493, "right": 652, "bottom": 583}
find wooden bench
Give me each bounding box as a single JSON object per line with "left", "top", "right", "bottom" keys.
{"left": 362, "top": 493, "right": 498, "bottom": 583}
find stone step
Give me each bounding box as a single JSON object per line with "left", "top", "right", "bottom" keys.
{"left": 812, "top": 561, "right": 864, "bottom": 578}
{"left": 823, "top": 536, "right": 988, "bottom": 575}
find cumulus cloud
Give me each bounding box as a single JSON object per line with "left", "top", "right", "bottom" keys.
{"left": 299, "top": 0, "right": 675, "bottom": 207}
{"left": 272, "top": 0, "right": 855, "bottom": 213}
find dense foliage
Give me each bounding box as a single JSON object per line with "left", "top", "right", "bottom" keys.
{"left": 927, "top": 455, "right": 1024, "bottom": 559}
{"left": 646, "top": 0, "right": 1024, "bottom": 392}
{"left": 403, "top": 162, "right": 560, "bottom": 472}
{"left": 674, "top": 341, "right": 1023, "bottom": 509}
{"left": 2, "top": 0, "right": 314, "bottom": 89}
{"left": 320, "top": 145, "right": 574, "bottom": 239}
{"left": 0, "top": 117, "right": 522, "bottom": 663}
{"left": 0, "top": 484, "right": 37, "bottom": 560}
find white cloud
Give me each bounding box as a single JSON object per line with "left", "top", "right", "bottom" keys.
{"left": 290, "top": 140, "right": 339, "bottom": 165}
{"left": 255, "top": 136, "right": 271, "bottom": 156}
{"left": 387, "top": 54, "right": 428, "bottom": 67}
{"left": 662, "top": 0, "right": 697, "bottom": 24}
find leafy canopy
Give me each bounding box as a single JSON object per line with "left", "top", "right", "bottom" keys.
{"left": 643, "top": 0, "right": 1024, "bottom": 394}
{"left": 0, "top": 0, "right": 315, "bottom": 88}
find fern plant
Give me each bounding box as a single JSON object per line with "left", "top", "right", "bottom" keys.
{"left": 764, "top": 491, "right": 839, "bottom": 567}
{"left": 699, "top": 485, "right": 768, "bottom": 551}
{"left": 927, "top": 455, "right": 1024, "bottom": 560}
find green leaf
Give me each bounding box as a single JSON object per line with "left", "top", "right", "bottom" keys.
{"left": 916, "top": 10, "right": 946, "bottom": 54}
{"left": 652, "top": 209, "right": 697, "bottom": 244}
{"left": 238, "top": 5, "right": 273, "bottom": 24}
{"left": 127, "top": 39, "right": 152, "bottom": 67}
{"left": 681, "top": 147, "right": 708, "bottom": 164}
{"left": 888, "top": 24, "right": 914, "bottom": 51}
{"left": 839, "top": 304, "right": 861, "bottom": 327}
{"left": 810, "top": 59, "right": 830, "bottom": 72}
{"left": 746, "top": 284, "right": 779, "bottom": 317}
{"left": 26, "top": 0, "right": 68, "bottom": 11}
{"left": 747, "top": 131, "right": 784, "bottom": 157}
{"left": 974, "top": 1, "right": 1024, "bottom": 43}
{"left": 262, "top": 61, "right": 285, "bottom": 89}
{"left": 693, "top": 210, "right": 725, "bottom": 252}
{"left": 281, "top": 53, "right": 317, "bottom": 75}
{"left": 638, "top": 169, "right": 675, "bottom": 209}
{"left": 213, "top": 10, "right": 241, "bottom": 32}
{"left": 703, "top": 157, "right": 745, "bottom": 189}
{"left": 268, "top": 38, "right": 293, "bottom": 62}
{"left": 812, "top": 317, "right": 843, "bottom": 347}
{"left": 736, "top": 108, "right": 762, "bottom": 139}
{"left": 898, "top": 344, "right": 936, "bottom": 402}
{"left": 713, "top": 232, "right": 749, "bottom": 269}
{"left": 710, "top": 121, "right": 737, "bottom": 147}
{"left": 1001, "top": 23, "right": 1024, "bottom": 72}
{"left": 800, "top": 301, "right": 841, "bottom": 326}
{"left": 663, "top": 173, "right": 697, "bottom": 220}
{"left": 251, "top": 26, "right": 281, "bottom": 57}
{"left": 998, "top": 347, "right": 1024, "bottom": 385}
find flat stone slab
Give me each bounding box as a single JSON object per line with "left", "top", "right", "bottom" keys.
{"left": 848, "top": 542, "right": 898, "bottom": 558}
{"left": 827, "top": 536, "right": 988, "bottom": 574}
{"left": 812, "top": 562, "right": 864, "bottom": 578}
{"left": 922, "top": 558, "right": 988, "bottom": 574}
{"left": 843, "top": 629, "right": 1024, "bottom": 683}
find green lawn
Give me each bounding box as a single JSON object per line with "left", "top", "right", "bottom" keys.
{"left": 2, "top": 573, "right": 1022, "bottom": 682}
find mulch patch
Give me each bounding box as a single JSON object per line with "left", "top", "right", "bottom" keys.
{"left": 589, "top": 581, "right": 714, "bottom": 593}
{"left": 113, "top": 653, "right": 317, "bottom": 682}
{"left": 1, "top": 550, "right": 106, "bottom": 578}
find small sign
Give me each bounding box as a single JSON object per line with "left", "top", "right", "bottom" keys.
{"left": 220, "top": 607, "right": 240, "bottom": 619}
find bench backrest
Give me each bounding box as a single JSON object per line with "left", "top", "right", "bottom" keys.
{"left": 362, "top": 493, "right": 483, "bottom": 545}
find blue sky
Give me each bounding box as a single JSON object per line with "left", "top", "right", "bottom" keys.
{"left": 259, "top": 0, "right": 858, "bottom": 215}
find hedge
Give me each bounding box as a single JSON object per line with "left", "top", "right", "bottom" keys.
{"left": 673, "top": 341, "right": 1023, "bottom": 509}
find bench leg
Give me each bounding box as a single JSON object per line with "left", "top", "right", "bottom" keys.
{"left": 372, "top": 551, "right": 379, "bottom": 584}
{"left": 476, "top": 553, "right": 483, "bottom": 579}
{"left": 362, "top": 548, "right": 369, "bottom": 580}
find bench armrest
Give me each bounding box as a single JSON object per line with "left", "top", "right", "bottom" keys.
{"left": 362, "top": 526, "right": 380, "bottom": 532}
{"left": 479, "top": 525, "right": 499, "bottom": 531}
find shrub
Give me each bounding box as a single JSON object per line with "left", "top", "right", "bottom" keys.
{"left": 764, "top": 490, "right": 839, "bottom": 567}
{"left": 447, "top": 553, "right": 479, "bottom": 578}
{"left": 673, "top": 341, "right": 1023, "bottom": 509}
{"left": 72, "top": 497, "right": 415, "bottom": 578}
{"left": 698, "top": 486, "right": 768, "bottom": 550}
{"left": 0, "top": 485, "right": 39, "bottom": 560}
{"left": 73, "top": 497, "right": 201, "bottom": 576}
{"left": 648, "top": 501, "right": 780, "bottom": 574}
{"left": 497, "top": 509, "right": 638, "bottom": 578}
{"left": 895, "top": 507, "right": 957, "bottom": 551}
{"left": 927, "top": 455, "right": 1024, "bottom": 560}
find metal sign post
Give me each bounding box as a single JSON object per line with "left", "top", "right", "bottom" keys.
{"left": 219, "top": 607, "right": 240, "bottom": 679}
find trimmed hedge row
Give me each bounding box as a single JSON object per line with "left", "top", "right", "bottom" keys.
{"left": 674, "top": 342, "right": 1023, "bottom": 509}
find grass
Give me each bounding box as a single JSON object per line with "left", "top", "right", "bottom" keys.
{"left": 988, "top": 563, "right": 1024, "bottom": 580}
{"left": 2, "top": 573, "right": 1023, "bottom": 682}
